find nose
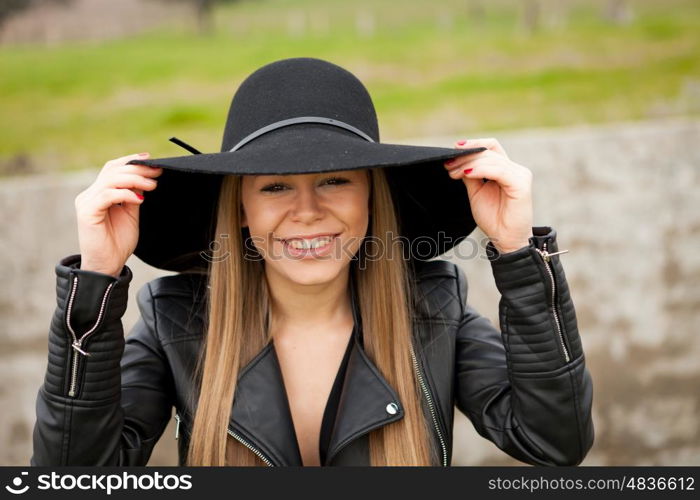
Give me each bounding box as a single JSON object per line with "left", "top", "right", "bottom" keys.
{"left": 289, "top": 184, "right": 325, "bottom": 223}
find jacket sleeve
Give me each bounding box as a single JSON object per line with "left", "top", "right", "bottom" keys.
{"left": 30, "top": 254, "right": 176, "bottom": 465}
{"left": 453, "top": 226, "right": 594, "bottom": 466}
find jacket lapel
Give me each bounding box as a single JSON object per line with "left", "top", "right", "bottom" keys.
{"left": 323, "top": 329, "right": 405, "bottom": 465}
{"left": 228, "top": 340, "right": 303, "bottom": 466}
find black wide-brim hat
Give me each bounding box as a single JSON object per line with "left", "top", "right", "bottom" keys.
{"left": 127, "top": 57, "right": 485, "bottom": 272}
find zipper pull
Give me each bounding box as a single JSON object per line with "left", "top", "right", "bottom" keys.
{"left": 536, "top": 241, "right": 569, "bottom": 263}
{"left": 174, "top": 413, "right": 181, "bottom": 440}
{"left": 540, "top": 249, "right": 569, "bottom": 263}
{"left": 71, "top": 339, "right": 90, "bottom": 356}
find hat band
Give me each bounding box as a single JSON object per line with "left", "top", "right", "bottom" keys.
{"left": 228, "top": 116, "right": 375, "bottom": 152}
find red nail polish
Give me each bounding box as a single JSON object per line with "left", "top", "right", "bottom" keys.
{"left": 457, "top": 140, "right": 466, "bottom": 146}
{"left": 464, "top": 168, "right": 473, "bottom": 174}
{"left": 136, "top": 193, "right": 144, "bottom": 200}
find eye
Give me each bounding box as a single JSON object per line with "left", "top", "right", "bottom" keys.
{"left": 260, "top": 182, "right": 287, "bottom": 193}
{"left": 323, "top": 176, "right": 350, "bottom": 186}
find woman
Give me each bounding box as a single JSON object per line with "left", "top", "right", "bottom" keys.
{"left": 31, "top": 57, "right": 594, "bottom": 466}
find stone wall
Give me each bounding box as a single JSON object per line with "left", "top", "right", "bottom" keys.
{"left": 1, "top": 117, "right": 697, "bottom": 466}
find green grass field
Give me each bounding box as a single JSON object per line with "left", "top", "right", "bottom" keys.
{"left": 1, "top": 0, "right": 699, "bottom": 175}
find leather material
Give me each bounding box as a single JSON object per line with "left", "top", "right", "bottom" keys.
{"left": 31, "top": 226, "right": 594, "bottom": 466}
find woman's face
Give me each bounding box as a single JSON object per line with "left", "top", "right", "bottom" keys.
{"left": 240, "top": 169, "right": 370, "bottom": 286}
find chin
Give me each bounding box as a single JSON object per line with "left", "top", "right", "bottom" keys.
{"left": 276, "top": 261, "right": 347, "bottom": 286}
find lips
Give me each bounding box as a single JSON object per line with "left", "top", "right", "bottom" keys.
{"left": 275, "top": 232, "right": 341, "bottom": 243}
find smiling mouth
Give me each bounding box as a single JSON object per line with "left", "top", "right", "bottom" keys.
{"left": 276, "top": 233, "right": 341, "bottom": 250}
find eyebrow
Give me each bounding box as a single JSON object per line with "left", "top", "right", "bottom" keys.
{"left": 257, "top": 172, "right": 355, "bottom": 182}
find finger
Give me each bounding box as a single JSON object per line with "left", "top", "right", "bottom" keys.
{"left": 461, "top": 162, "right": 529, "bottom": 199}
{"left": 118, "top": 163, "right": 164, "bottom": 179}
{"left": 443, "top": 148, "right": 488, "bottom": 172}
{"left": 103, "top": 152, "right": 150, "bottom": 170}
{"left": 456, "top": 138, "right": 509, "bottom": 160}
{"left": 445, "top": 149, "right": 499, "bottom": 178}
{"left": 93, "top": 187, "right": 145, "bottom": 214}
{"left": 117, "top": 187, "right": 144, "bottom": 211}
{"left": 99, "top": 172, "right": 159, "bottom": 192}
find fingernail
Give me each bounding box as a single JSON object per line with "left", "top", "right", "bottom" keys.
{"left": 135, "top": 193, "right": 144, "bottom": 200}
{"left": 445, "top": 158, "right": 456, "bottom": 166}
{"left": 138, "top": 152, "right": 149, "bottom": 157}
{"left": 464, "top": 168, "right": 473, "bottom": 174}
{"left": 456, "top": 140, "right": 467, "bottom": 146}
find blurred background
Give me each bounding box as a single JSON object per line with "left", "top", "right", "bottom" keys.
{"left": 0, "top": 0, "right": 698, "bottom": 466}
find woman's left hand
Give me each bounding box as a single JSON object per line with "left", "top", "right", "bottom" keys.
{"left": 444, "top": 138, "right": 534, "bottom": 254}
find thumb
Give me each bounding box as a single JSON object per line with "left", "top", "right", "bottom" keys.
{"left": 462, "top": 175, "right": 491, "bottom": 203}
{"left": 461, "top": 165, "right": 492, "bottom": 201}
{"left": 122, "top": 187, "right": 143, "bottom": 221}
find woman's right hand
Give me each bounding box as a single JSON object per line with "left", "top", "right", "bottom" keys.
{"left": 75, "top": 153, "right": 163, "bottom": 278}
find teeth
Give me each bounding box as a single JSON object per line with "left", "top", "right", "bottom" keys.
{"left": 286, "top": 236, "right": 334, "bottom": 249}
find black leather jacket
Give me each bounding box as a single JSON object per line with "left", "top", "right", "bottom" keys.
{"left": 30, "top": 226, "right": 594, "bottom": 466}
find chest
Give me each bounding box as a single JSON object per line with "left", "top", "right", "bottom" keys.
{"left": 168, "top": 293, "right": 458, "bottom": 466}
{"left": 272, "top": 330, "right": 353, "bottom": 466}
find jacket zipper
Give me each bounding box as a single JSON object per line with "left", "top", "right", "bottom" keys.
{"left": 227, "top": 427, "right": 274, "bottom": 466}
{"left": 174, "top": 412, "right": 274, "bottom": 466}
{"left": 65, "top": 274, "right": 116, "bottom": 397}
{"left": 534, "top": 242, "right": 570, "bottom": 363}
{"left": 409, "top": 343, "right": 448, "bottom": 467}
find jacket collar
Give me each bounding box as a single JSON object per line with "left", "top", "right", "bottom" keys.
{"left": 227, "top": 271, "right": 405, "bottom": 466}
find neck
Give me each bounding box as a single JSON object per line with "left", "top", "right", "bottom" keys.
{"left": 265, "top": 266, "right": 354, "bottom": 341}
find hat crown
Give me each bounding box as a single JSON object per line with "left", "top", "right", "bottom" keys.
{"left": 220, "top": 57, "right": 380, "bottom": 152}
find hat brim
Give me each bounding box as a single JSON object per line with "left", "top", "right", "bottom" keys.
{"left": 128, "top": 126, "right": 486, "bottom": 272}
{"left": 127, "top": 124, "right": 484, "bottom": 175}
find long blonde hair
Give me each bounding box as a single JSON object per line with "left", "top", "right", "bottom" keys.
{"left": 185, "top": 168, "right": 438, "bottom": 466}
